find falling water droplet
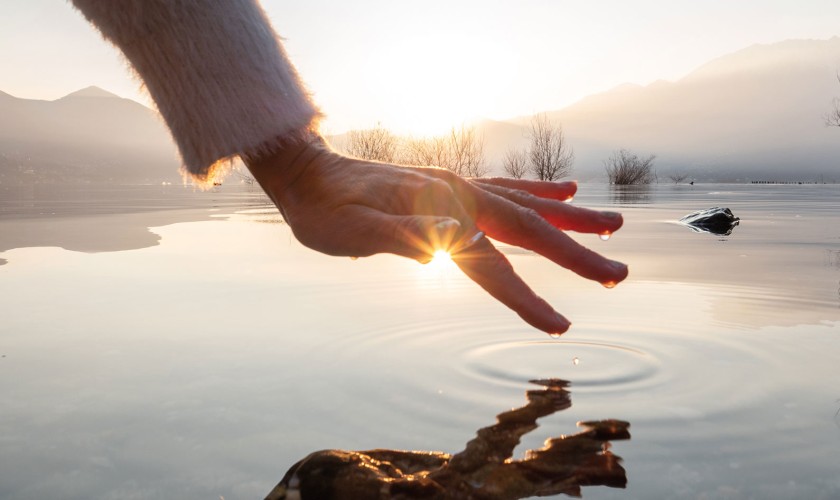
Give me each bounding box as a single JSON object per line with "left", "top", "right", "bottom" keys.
{"left": 599, "top": 232, "right": 611, "bottom": 241}
{"left": 601, "top": 280, "right": 617, "bottom": 289}
{"left": 573, "top": 357, "right": 580, "bottom": 366}
{"left": 549, "top": 333, "right": 562, "bottom": 339}
{"left": 349, "top": 256, "right": 359, "bottom": 261}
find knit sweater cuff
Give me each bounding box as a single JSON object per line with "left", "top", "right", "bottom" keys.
{"left": 72, "top": 0, "right": 321, "bottom": 183}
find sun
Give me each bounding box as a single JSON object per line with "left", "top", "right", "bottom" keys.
{"left": 431, "top": 250, "right": 452, "bottom": 264}
{"left": 419, "top": 249, "right": 456, "bottom": 274}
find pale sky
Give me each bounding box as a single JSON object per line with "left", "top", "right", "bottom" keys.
{"left": 2, "top": 0, "right": 839, "bottom": 135}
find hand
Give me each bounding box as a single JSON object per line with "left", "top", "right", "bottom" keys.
{"left": 245, "top": 136, "right": 627, "bottom": 336}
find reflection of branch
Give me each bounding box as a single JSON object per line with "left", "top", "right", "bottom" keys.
{"left": 265, "top": 379, "right": 629, "bottom": 499}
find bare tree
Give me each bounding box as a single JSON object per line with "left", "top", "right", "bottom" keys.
{"left": 502, "top": 148, "right": 529, "bottom": 179}
{"left": 400, "top": 126, "right": 487, "bottom": 177}
{"left": 346, "top": 123, "right": 398, "bottom": 162}
{"left": 827, "top": 98, "right": 840, "bottom": 127}
{"left": 401, "top": 135, "right": 449, "bottom": 169}
{"left": 447, "top": 126, "right": 487, "bottom": 177}
{"left": 528, "top": 114, "right": 574, "bottom": 181}
{"left": 667, "top": 171, "right": 689, "bottom": 184}
{"left": 605, "top": 149, "right": 657, "bottom": 185}
{"left": 826, "top": 74, "right": 840, "bottom": 127}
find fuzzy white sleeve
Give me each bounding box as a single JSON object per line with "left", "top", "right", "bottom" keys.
{"left": 71, "top": 0, "right": 321, "bottom": 182}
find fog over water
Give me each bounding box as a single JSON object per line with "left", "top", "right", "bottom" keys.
{"left": 1, "top": 183, "right": 839, "bottom": 499}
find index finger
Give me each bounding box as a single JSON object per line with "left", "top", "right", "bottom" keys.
{"left": 452, "top": 237, "right": 570, "bottom": 335}
{"left": 472, "top": 177, "right": 577, "bottom": 201}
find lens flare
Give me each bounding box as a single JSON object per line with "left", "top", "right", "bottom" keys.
{"left": 431, "top": 250, "right": 453, "bottom": 264}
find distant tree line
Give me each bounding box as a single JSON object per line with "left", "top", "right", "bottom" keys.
{"left": 342, "top": 117, "right": 670, "bottom": 185}
{"left": 343, "top": 123, "right": 487, "bottom": 177}
{"left": 344, "top": 115, "right": 575, "bottom": 181}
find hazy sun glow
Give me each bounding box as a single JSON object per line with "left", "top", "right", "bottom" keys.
{"left": 430, "top": 250, "right": 453, "bottom": 266}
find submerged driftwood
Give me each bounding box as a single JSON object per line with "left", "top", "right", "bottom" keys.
{"left": 265, "top": 379, "right": 629, "bottom": 500}
{"left": 679, "top": 207, "right": 740, "bottom": 235}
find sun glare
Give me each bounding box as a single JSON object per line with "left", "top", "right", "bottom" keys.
{"left": 431, "top": 250, "right": 452, "bottom": 264}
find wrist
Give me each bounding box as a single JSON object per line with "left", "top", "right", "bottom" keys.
{"left": 244, "top": 129, "right": 326, "bottom": 207}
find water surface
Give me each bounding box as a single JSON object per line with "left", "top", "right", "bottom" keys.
{"left": 1, "top": 183, "right": 839, "bottom": 499}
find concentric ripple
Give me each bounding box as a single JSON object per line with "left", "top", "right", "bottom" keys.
{"left": 459, "top": 339, "right": 660, "bottom": 392}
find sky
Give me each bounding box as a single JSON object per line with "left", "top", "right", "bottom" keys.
{"left": 2, "top": 0, "right": 839, "bottom": 135}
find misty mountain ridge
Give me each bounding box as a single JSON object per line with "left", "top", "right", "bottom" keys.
{"left": 0, "top": 85, "right": 180, "bottom": 185}
{"left": 510, "top": 36, "right": 840, "bottom": 181}
{"left": 2, "top": 37, "right": 840, "bottom": 184}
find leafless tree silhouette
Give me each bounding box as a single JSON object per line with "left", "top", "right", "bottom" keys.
{"left": 401, "top": 135, "right": 450, "bottom": 169}
{"left": 668, "top": 171, "right": 689, "bottom": 184}
{"left": 346, "top": 123, "right": 398, "bottom": 163}
{"left": 605, "top": 149, "right": 657, "bottom": 185}
{"left": 402, "top": 126, "right": 487, "bottom": 177}
{"left": 827, "top": 99, "right": 840, "bottom": 127}
{"left": 827, "top": 75, "right": 840, "bottom": 127}
{"left": 528, "top": 114, "right": 574, "bottom": 181}
{"left": 502, "top": 148, "right": 528, "bottom": 179}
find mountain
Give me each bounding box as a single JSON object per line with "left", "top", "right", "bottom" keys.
{"left": 0, "top": 86, "right": 180, "bottom": 185}
{"left": 468, "top": 38, "right": 840, "bottom": 181}
{"left": 4, "top": 37, "right": 840, "bottom": 185}
{"left": 533, "top": 37, "right": 840, "bottom": 181}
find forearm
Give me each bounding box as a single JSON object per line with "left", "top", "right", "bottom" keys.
{"left": 71, "top": 0, "right": 321, "bottom": 182}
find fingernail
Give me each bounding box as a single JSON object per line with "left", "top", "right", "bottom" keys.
{"left": 609, "top": 260, "right": 627, "bottom": 273}
{"left": 434, "top": 220, "right": 461, "bottom": 234}
{"left": 601, "top": 211, "right": 621, "bottom": 219}
{"left": 450, "top": 230, "right": 485, "bottom": 255}
{"left": 550, "top": 313, "right": 571, "bottom": 336}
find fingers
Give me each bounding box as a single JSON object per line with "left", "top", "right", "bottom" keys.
{"left": 410, "top": 167, "right": 627, "bottom": 286}
{"left": 472, "top": 182, "right": 623, "bottom": 235}
{"left": 469, "top": 189, "right": 629, "bottom": 287}
{"left": 452, "top": 237, "right": 571, "bottom": 335}
{"left": 472, "top": 177, "right": 577, "bottom": 201}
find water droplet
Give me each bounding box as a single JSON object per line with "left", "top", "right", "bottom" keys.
{"left": 565, "top": 196, "right": 574, "bottom": 203}
{"left": 573, "top": 357, "right": 580, "bottom": 366}
{"left": 601, "top": 280, "right": 617, "bottom": 289}
{"left": 599, "top": 232, "right": 611, "bottom": 241}
{"left": 549, "top": 333, "right": 562, "bottom": 339}
{"left": 349, "top": 256, "right": 359, "bottom": 261}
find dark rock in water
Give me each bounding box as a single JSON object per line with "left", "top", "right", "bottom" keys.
{"left": 680, "top": 207, "right": 740, "bottom": 236}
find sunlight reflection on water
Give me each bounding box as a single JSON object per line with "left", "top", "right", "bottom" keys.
{"left": 1, "top": 184, "right": 840, "bottom": 499}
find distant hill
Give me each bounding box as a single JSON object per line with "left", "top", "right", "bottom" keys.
{"left": 513, "top": 37, "right": 840, "bottom": 181}
{"left": 0, "top": 86, "right": 180, "bottom": 185}
{"left": 4, "top": 37, "right": 840, "bottom": 185}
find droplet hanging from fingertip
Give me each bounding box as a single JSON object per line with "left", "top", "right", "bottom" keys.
{"left": 601, "top": 280, "right": 617, "bottom": 289}
{"left": 599, "top": 232, "right": 611, "bottom": 241}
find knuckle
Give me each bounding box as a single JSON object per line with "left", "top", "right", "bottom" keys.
{"left": 516, "top": 207, "right": 542, "bottom": 228}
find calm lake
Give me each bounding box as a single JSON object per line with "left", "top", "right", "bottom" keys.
{"left": 1, "top": 182, "right": 839, "bottom": 499}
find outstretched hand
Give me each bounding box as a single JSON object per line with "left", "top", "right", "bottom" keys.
{"left": 245, "top": 136, "right": 627, "bottom": 335}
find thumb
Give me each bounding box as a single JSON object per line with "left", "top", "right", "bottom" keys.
{"left": 374, "top": 213, "right": 464, "bottom": 263}
{"left": 327, "top": 205, "right": 466, "bottom": 262}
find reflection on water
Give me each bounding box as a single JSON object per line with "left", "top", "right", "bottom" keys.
{"left": 0, "top": 184, "right": 269, "bottom": 255}
{"left": 827, "top": 249, "right": 840, "bottom": 268}
{"left": 268, "top": 379, "right": 628, "bottom": 500}
{"left": 609, "top": 185, "right": 652, "bottom": 205}
{"left": 2, "top": 183, "right": 840, "bottom": 499}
